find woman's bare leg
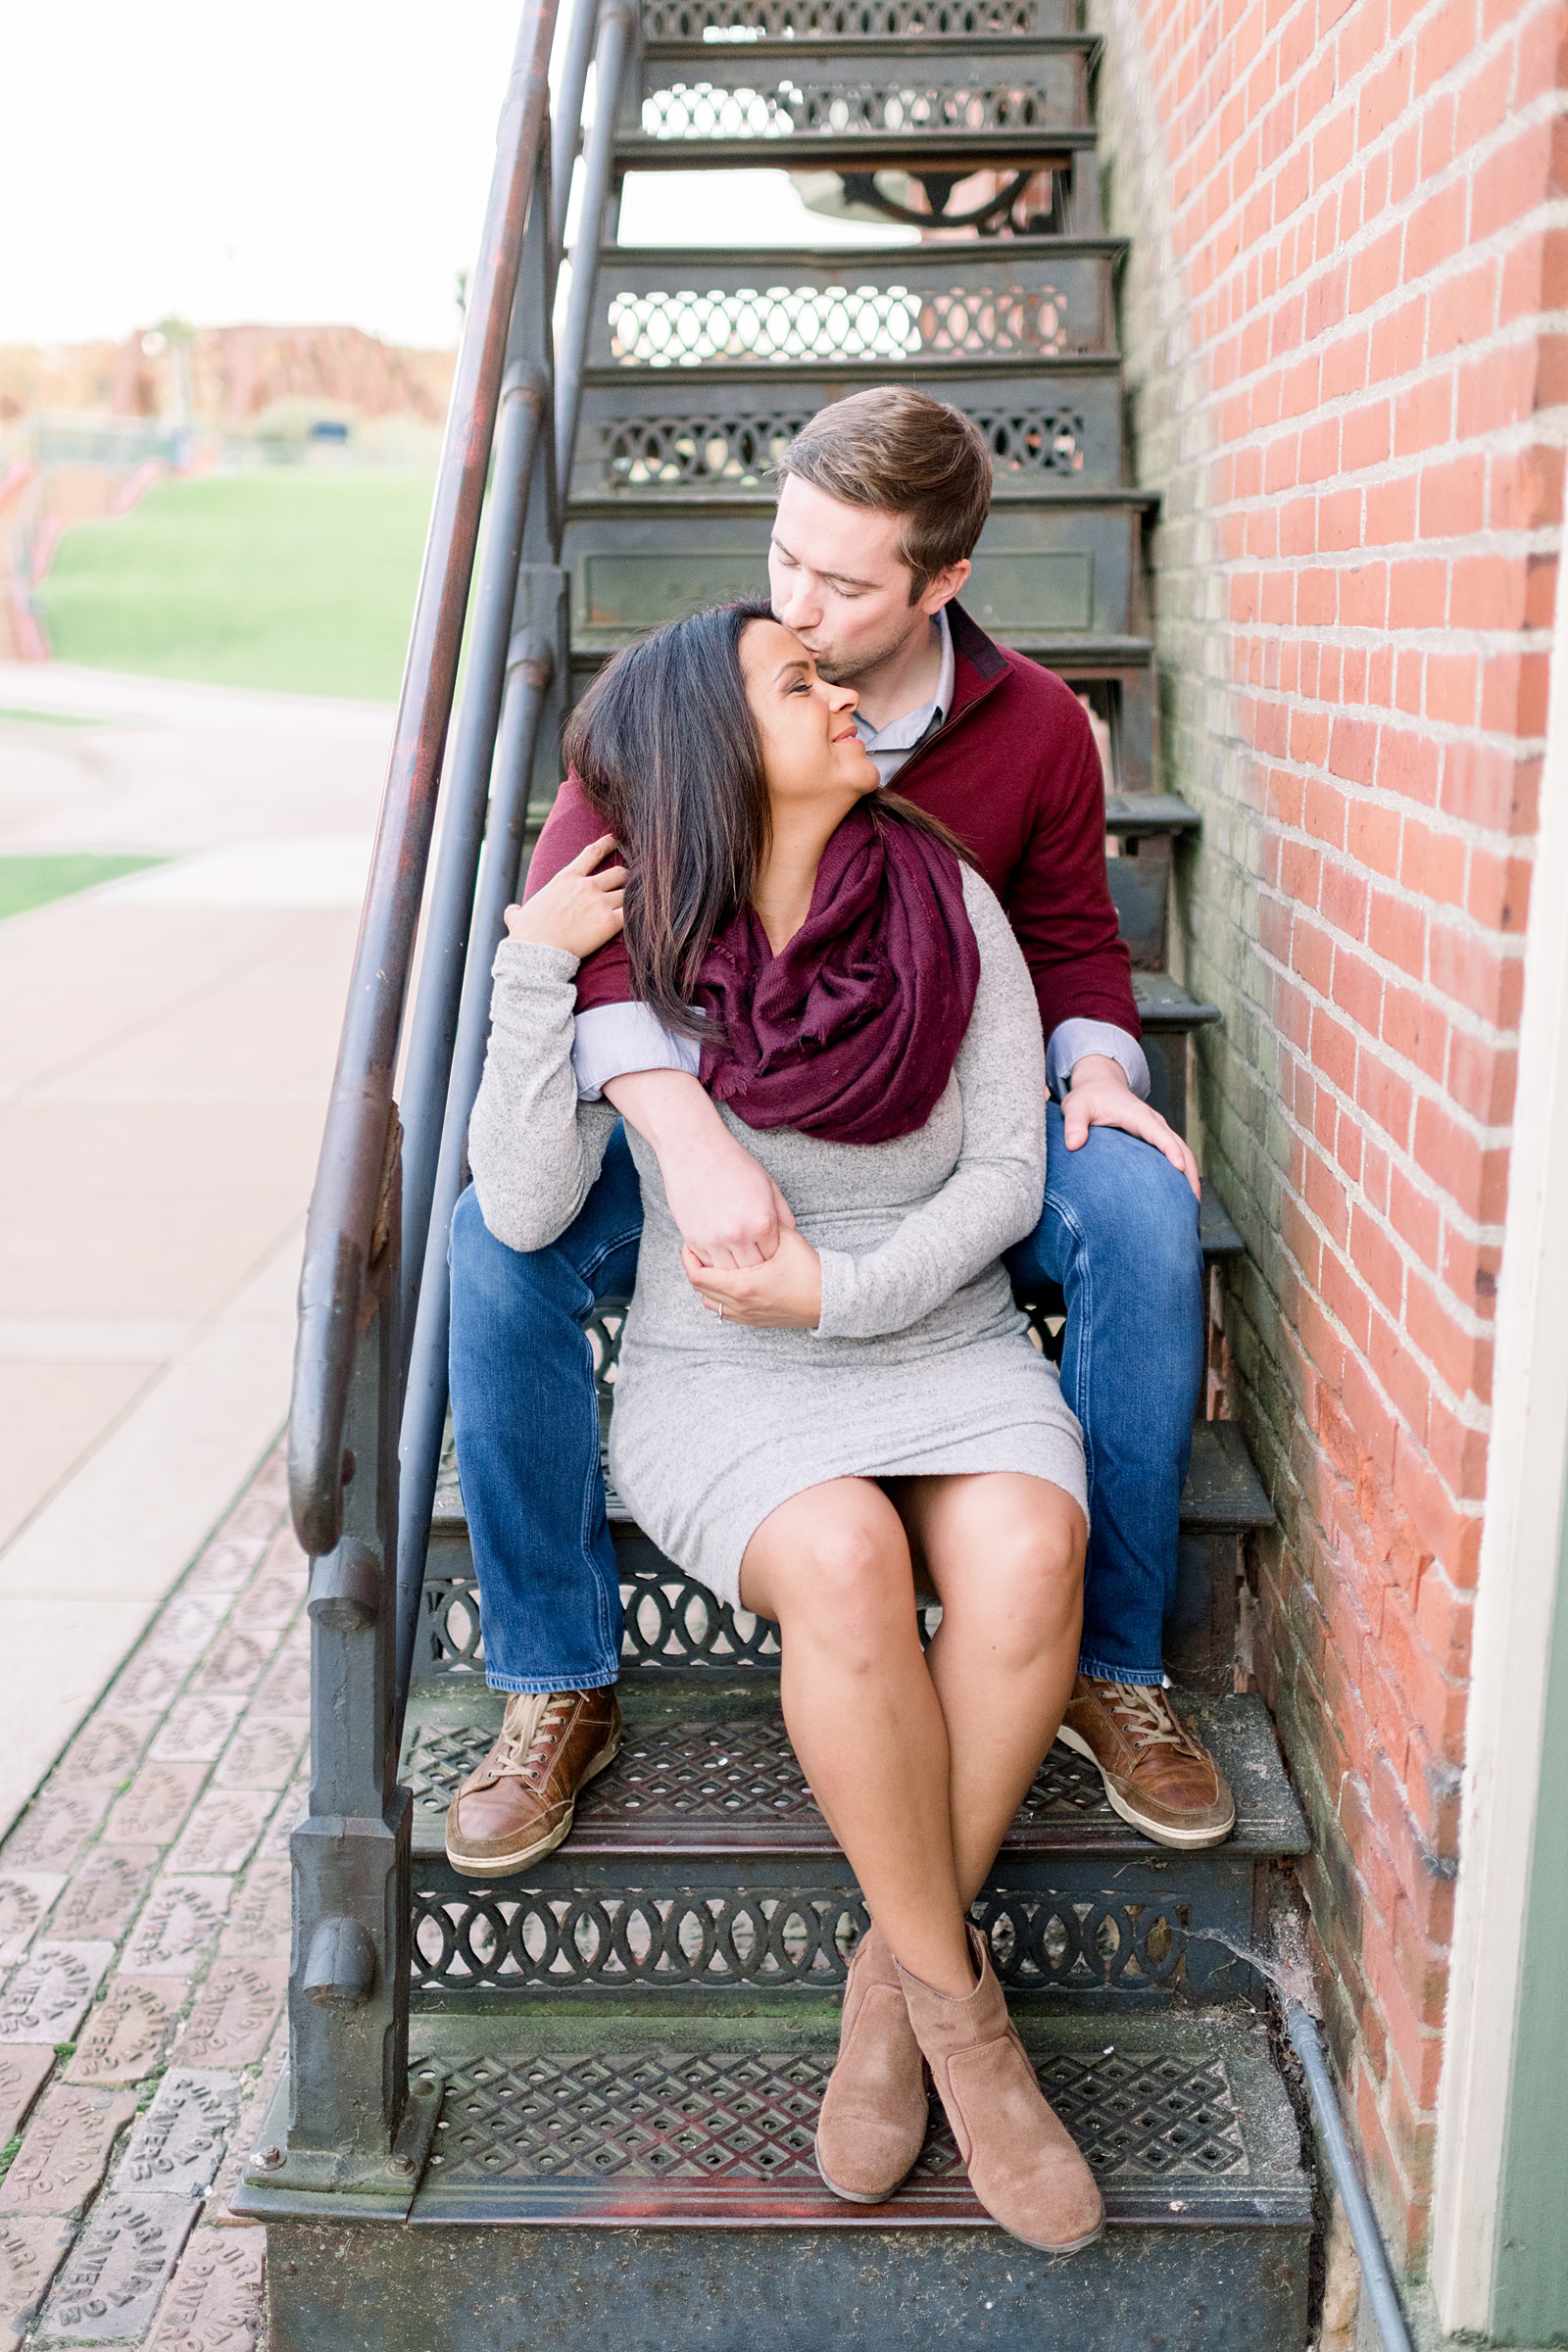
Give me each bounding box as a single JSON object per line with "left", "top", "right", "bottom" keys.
{"left": 740, "top": 1478, "right": 975, "bottom": 1996}
{"left": 894, "top": 1473, "right": 1086, "bottom": 1905}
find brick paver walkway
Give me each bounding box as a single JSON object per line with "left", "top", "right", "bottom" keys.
{"left": 0, "top": 1441, "right": 305, "bottom": 2348}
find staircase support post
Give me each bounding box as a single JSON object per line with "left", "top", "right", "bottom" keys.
{"left": 245, "top": 1121, "right": 438, "bottom": 2213}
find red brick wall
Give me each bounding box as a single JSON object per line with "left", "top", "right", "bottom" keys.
{"left": 1089, "top": 0, "right": 1563, "bottom": 2274}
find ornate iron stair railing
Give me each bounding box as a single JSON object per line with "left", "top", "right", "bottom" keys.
{"left": 275, "top": 0, "right": 629, "bottom": 2199}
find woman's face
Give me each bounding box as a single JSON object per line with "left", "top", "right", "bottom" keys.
{"left": 739, "top": 618, "right": 879, "bottom": 824}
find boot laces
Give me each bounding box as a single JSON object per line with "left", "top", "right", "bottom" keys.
{"left": 489, "top": 1691, "right": 575, "bottom": 1784}
{"left": 1102, "top": 1682, "right": 1203, "bottom": 1758}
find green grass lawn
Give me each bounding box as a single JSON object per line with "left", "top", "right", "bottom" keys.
{"left": 38, "top": 468, "right": 437, "bottom": 701}
{"left": 0, "top": 853, "right": 166, "bottom": 921}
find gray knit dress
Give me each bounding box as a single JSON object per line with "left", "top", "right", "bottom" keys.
{"left": 468, "top": 866, "right": 1087, "bottom": 1611}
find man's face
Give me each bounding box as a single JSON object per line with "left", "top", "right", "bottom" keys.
{"left": 767, "top": 474, "right": 970, "bottom": 686}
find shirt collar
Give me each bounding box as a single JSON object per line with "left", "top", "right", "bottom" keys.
{"left": 851, "top": 606, "right": 956, "bottom": 757}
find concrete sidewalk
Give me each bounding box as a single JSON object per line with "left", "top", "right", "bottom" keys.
{"left": 0, "top": 662, "right": 391, "bottom": 1837}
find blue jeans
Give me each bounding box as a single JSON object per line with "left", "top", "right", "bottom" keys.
{"left": 447, "top": 1102, "right": 1204, "bottom": 1692}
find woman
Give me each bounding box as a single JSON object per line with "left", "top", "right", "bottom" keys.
{"left": 467, "top": 601, "right": 1102, "bottom": 2254}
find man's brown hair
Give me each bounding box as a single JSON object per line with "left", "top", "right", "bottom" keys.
{"left": 775, "top": 386, "right": 993, "bottom": 602}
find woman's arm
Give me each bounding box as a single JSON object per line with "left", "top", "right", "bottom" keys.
{"left": 467, "top": 863, "right": 622, "bottom": 1253}
{"left": 686, "top": 874, "right": 1045, "bottom": 1336}
{"left": 811, "top": 874, "right": 1046, "bottom": 1339}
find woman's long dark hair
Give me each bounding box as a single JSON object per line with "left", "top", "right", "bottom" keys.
{"left": 562, "top": 598, "right": 966, "bottom": 1040}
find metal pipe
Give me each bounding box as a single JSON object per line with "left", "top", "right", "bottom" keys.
{"left": 554, "top": 0, "right": 633, "bottom": 498}
{"left": 394, "top": 635, "right": 555, "bottom": 1719}
{"left": 551, "top": 0, "right": 603, "bottom": 263}
{"left": 395, "top": 368, "right": 545, "bottom": 1376}
{"left": 288, "top": 0, "right": 560, "bottom": 1562}
{"left": 1284, "top": 2002, "right": 1417, "bottom": 2352}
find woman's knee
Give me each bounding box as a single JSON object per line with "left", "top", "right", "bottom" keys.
{"left": 768, "top": 1499, "right": 915, "bottom": 1661}
{"left": 946, "top": 1492, "right": 1086, "bottom": 1658}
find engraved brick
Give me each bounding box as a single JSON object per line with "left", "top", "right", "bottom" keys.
{"left": 53, "top": 1715, "right": 161, "bottom": 1789}
{"left": 174, "top": 1963, "right": 287, "bottom": 2068}
{"left": 121, "top": 1878, "right": 231, "bottom": 1977}
{"left": 0, "top": 1943, "right": 114, "bottom": 2043}
{"left": 0, "top": 2217, "right": 73, "bottom": 2352}
{"left": 115, "top": 2071, "right": 239, "bottom": 2198}
{"left": 51, "top": 1850, "right": 157, "bottom": 1943}
{"left": 37, "top": 2193, "right": 196, "bottom": 2343}
{"left": 188, "top": 1632, "right": 276, "bottom": 1696}
{"left": 140, "top": 1597, "right": 230, "bottom": 1671}
{"left": 0, "top": 2048, "right": 54, "bottom": 2145}
{"left": 149, "top": 1698, "right": 246, "bottom": 1765}
{"left": 213, "top": 1719, "right": 304, "bottom": 1791}
{"left": 0, "top": 2084, "right": 137, "bottom": 2216}
{"left": 168, "top": 1793, "right": 273, "bottom": 1879}
{"left": 220, "top": 1857, "right": 291, "bottom": 1960}
{"left": 240, "top": 1570, "right": 305, "bottom": 1630}
{"left": 66, "top": 1978, "right": 183, "bottom": 2089}
{"left": 103, "top": 1763, "right": 206, "bottom": 1848}
{"left": 105, "top": 1653, "right": 185, "bottom": 1715}
{"left": 143, "top": 2228, "right": 264, "bottom": 2350}
{"left": 205, "top": 2030, "right": 286, "bottom": 2227}
{"left": 251, "top": 1643, "right": 309, "bottom": 1717}
{"left": 0, "top": 1875, "right": 66, "bottom": 1965}
{"left": 0, "top": 1789, "right": 112, "bottom": 1873}
{"left": 182, "top": 1538, "right": 268, "bottom": 1596}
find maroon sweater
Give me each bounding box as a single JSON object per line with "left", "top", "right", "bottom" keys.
{"left": 526, "top": 602, "right": 1139, "bottom": 1046}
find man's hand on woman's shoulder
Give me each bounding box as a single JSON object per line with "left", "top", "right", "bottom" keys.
{"left": 505, "top": 834, "right": 625, "bottom": 958}
{"left": 1063, "top": 1054, "right": 1200, "bottom": 1199}
{"left": 682, "top": 1228, "right": 824, "bottom": 1329}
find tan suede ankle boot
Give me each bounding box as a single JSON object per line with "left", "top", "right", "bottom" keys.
{"left": 815, "top": 1921, "right": 931, "bottom": 2204}
{"left": 898, "top": 1926, "right": 1104, "bottom": 2252}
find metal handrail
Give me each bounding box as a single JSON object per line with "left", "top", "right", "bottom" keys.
{"left": 287, "top": 0, "right": 562, "bottom": 1562}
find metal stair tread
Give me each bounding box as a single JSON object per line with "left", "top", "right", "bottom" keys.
{"left": 1132, "top": 970, "right": 1222, "bottom": 1027}
{"left": 397, "top": 2004, "right": 1311, "bottom": 2229}
{"left": 1199, "top": 1191, "right": 1245, "bottom": 1260}
{"left": 1180, "top": 1420, "right": 1274, "bottom": 1533}
{"left": 400, "top": 1682, "right": 1308, "bottom": 1861}
{"left": 1105, "top": 790, "right": 1200, "bottom": 834}
{"left": 565, "top": 483, "right": 1158, "bottom": 515}
{"left": 640, "top": 27, "right": 1099, "bottom": 49}
{"left": 592, "top": 234, "right": 1130, "bottom": 266}
{"left": 614, "top": 128, "right": 1098, "bottom": 168}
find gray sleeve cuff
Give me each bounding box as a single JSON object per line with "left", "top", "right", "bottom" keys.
{"left": 571, "top": 1003, "right": 701, "bottom": 1101}
{"left": 1045, "top": 1018, "right": 1151, "bottom": 1102}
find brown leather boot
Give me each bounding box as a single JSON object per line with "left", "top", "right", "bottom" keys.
{"left": 444, "top": 1687, "right": 622, "bottom": 1876}
{"left": 815, "top": 1922, "right": 930, "bottom": 2204}
{"left": 898, "top": 1926, "right": 1103, "bottom": 2253}
{"left": 1057, "top": 1675, "right": 1235, "bottom": 1848}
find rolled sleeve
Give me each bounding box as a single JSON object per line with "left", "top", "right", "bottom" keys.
{"left": 571, "top": 1003, "right": 700, "bottom": 1101}
{"left": 1046, "top": 1018, "right": 1151, "bottom": 1102}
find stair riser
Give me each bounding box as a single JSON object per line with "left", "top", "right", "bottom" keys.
{"left": 571, "top": 369, "right": 1125, "bottom": 502}
{"left": 626, "top": 47, "right": 1091, "bottom": 146}
{"left": 564, "top": 502, "right": 1142, "bottom": 644}
{"left": 587, "top": 250, "right": 1118, "bottom": 368}
{"left": 404, "top": 1852, "right": 1266, "bottom": 2007}
{"left": 264, "top": 2220, "right": 1311, "bottom": 2352}
{"left": 641, "top": 0, "right": 1082, "bottom": 38}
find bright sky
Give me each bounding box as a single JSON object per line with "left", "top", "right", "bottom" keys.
{"left": 3, "top": 1, "right": 911, "bottom": 354}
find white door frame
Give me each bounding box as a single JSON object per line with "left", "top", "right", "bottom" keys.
{"left": 1430, "top": 564, "right": 1568, "bottom": 2331}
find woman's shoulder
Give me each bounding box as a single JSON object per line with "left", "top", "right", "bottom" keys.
{"left": 958, "top": 861, "right": 1020, "bottom": 956}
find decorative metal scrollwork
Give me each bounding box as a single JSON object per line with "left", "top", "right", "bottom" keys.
{"left": 641, "top": 74, "right": 1076, "bottom": 140}
{"left": 410, "top": 1884, "right": 1190, "bottom": 1991}
{"left": 607, "top": 280, "right": 1070, "bottom": 366}
{"left": 589, "top": 402, "right": 1086, "bottom": 491}
{"left": 642, "top": 0, "right": 1047, "bottom": 37}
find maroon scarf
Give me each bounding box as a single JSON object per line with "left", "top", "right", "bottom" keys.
{"left": 694, "top": 804, "right": 980, "bottom": 1147}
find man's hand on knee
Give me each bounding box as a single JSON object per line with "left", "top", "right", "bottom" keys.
{"left": 605, "top": 1068, "right": 796, "bottom": 1268}
{"left": 1062, "top": 1055, "right": 1200, "bottom": 1199}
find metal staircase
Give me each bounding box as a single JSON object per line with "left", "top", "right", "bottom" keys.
{"left": 236, "top": 2, "right": 1318, "bottom": 2342}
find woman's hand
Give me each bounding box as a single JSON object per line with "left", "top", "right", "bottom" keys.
{"left": 682, "top": 1227, "right": 823, "bottom": 1329}
{"left": 505, "top": 834, "right": 625, "bottom": 958}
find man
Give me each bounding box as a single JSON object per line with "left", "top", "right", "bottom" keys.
{"left": 444, "top": 385, "right": 1235, "bottom": 1881}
